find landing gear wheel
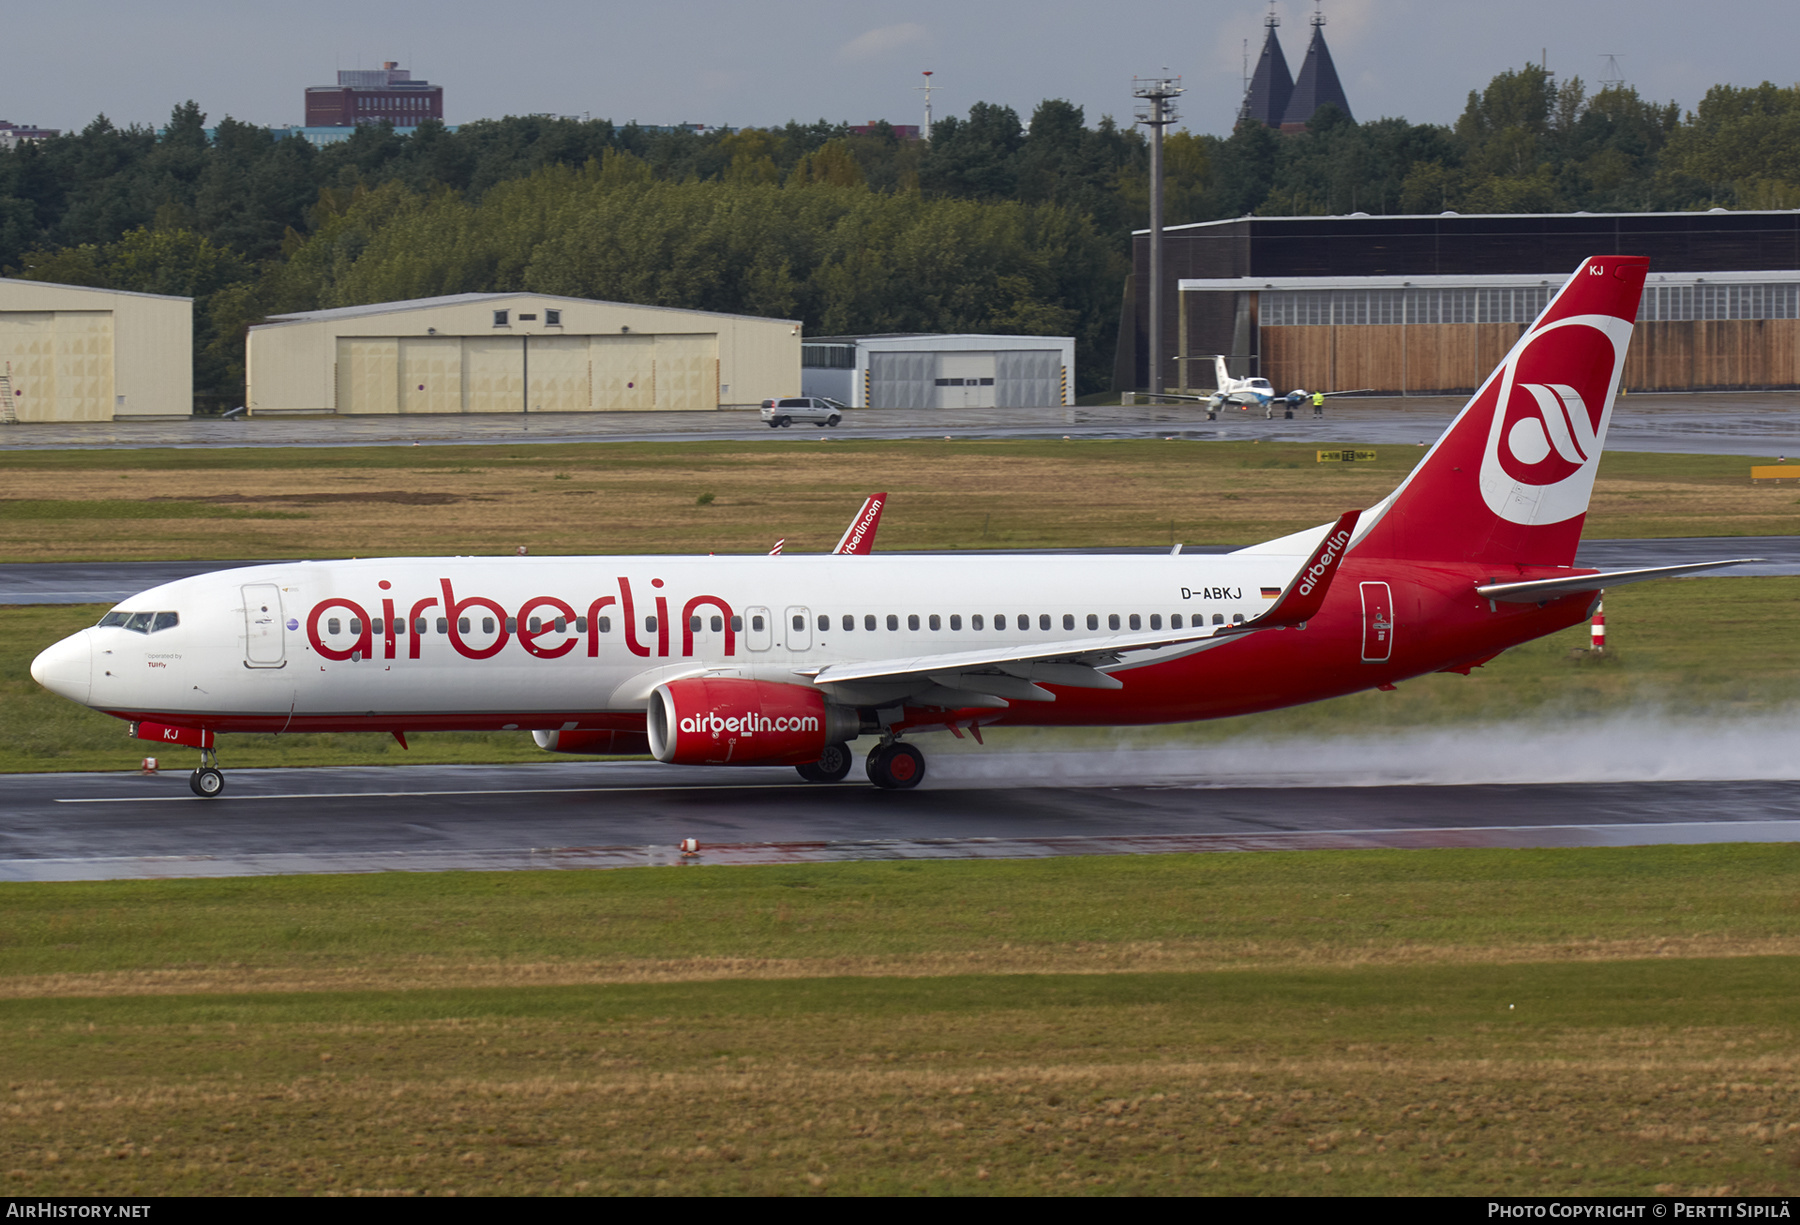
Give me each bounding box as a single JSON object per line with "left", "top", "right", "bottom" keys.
{"left": 866, "top": 742, "right": 925, "bottom": 790}
{"left": 797, "top": 742, "right": 854, "bottom": 783}
{"left": 189, "top": 767, "right": 225, "bottom": 798}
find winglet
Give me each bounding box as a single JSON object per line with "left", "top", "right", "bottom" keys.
{"left": 833, "top": 493, "right": 886, "bottom": 555}
{"left": 1225, "top": 510, "right": 1360, "bottom": 633}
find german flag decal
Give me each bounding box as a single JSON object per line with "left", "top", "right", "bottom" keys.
{"left": 1260, "top": 586, "right": 1281, "bottom": 599}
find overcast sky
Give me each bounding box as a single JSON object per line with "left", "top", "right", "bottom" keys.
{"left": 8, "top": 1, "right": 1795, "bottom": 138}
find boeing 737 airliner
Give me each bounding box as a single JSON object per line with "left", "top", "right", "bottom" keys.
{"left": 31, "top": 256, "right": 1753, "bottom": 793}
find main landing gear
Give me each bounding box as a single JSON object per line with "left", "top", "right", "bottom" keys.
{"left": 795, "top": 742, "right": 854, "bottom": 783}
{"left": 792, "top": 740, "right": 926, "bottom": 790}
{"left": 865, "top": 741, "right": 925, "bottom": 790}
{"left": 189, "top": 746, "right": 225, "bottom": 798}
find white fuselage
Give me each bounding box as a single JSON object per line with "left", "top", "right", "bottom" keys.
{"left": 60, "top": 553, "right": 1301, "bottom": 727}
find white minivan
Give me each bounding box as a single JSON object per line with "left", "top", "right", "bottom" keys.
{"left": 760, "top": 397, "right": 845, "bottom": 428}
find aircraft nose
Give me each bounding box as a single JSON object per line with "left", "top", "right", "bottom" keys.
{"left": 31, "top": 630, "right": 93, "bottom": 706}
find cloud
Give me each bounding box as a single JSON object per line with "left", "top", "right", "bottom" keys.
{"left": 835, "top": 22, "right": 930, "bottom": 64}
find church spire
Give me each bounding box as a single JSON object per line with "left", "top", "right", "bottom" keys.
{"left": 1282, "top": 3, "right": 1353, "bottom": 129}
{"left": 1238, "top": 2, "right": 1294, "bottom": 128}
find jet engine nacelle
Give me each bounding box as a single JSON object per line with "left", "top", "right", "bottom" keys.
{"left": 531, "top": 729, "right": 652, "bottom": 755}
{"left": 647, "top": 678, "right": 858, "bottom": 766}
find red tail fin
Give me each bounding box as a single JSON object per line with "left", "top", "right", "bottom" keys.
{"left": 1355, "top": 256, "right": 1648, "bottom": 566}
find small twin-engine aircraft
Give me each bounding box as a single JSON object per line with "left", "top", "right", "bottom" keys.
{"left": 1184, "top": 357, "right": 1369, "bottom": 417}
{"left": 32, "top": 257, "right": 1756, "bottom": 794}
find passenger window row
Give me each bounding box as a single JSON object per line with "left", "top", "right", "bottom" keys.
{"left": 802, "top": 610, "right": 1244, "bottom": 632}
{"left": 98, "top": 611, "right": 180, "bottom": 634}
{"left": 317, "top": 608, "right": 1247, "bottom": 640}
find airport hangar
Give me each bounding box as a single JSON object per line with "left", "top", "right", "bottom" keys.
{"left": 246, "top": 293, "right": 802, "bottom": 415}
{"left": 801, "top": 333, "right": 1075, "bottom": 408}
{"left": 0, "top": 278, "right": 192, "bottom": 420}
{"left": 1118, "top": 210, "right": 1800, "bottom": 396}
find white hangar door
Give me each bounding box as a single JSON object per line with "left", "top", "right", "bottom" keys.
{"left": 654, "top": 334, "right": 717, "bottom": 411}
{"left": 591, "top": 335, "right": 655, "bottom": 410}
{"left": 334, "top": 338, "right": 399, "bottom": 414}
{"left": 526, "top": 336, "right": 591, "bottom": 413}
{"left": 868, "top": 351, "right": 932, "bottom": 408}
{"left": 398, "top": 337, "right": 462, "bottom": 414}
{"left": 995, "top": 350, "right": 1061, "bottom": 407}
{"left": 460, "top": 337, "right": 524, "bottom": 413}
{"left": 53, "top": 311, "right": 115, "bottom": 421}
{"left": 0, "top": 312, "right": 54, "bottom": 421}
{"left": 1, "top": 311, "right": 114, "bottom": 421}
{"left": 935, "top": 350, "right": 996, "bottom": 408}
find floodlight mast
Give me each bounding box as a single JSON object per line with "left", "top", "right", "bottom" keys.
{"left": 1134, "top": 75, "right": 1184, "bottom": 401}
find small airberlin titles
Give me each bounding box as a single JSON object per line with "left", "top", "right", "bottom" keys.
{"left": 306, "top": 576, "right": 734, "bottom": 663}
{"left": 1296, "top": 524, "right": 1355, "bottom": 598}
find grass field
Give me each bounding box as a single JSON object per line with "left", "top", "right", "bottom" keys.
{"left": 1, "top": 439, "right": 1795, "bottom": 561}
{"left": 6, "top": 576, "right": 1794, "bottom": 773}
{"left": 2, "top": 847, "right": 1798, "bottom": 1195}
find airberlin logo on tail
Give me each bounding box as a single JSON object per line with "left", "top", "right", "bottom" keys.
{"left": 1297, "top": 528, "right": 1353, "bottom": 597}
{"left": 1478, "top": 313, "right": 1634, "bottom": 526}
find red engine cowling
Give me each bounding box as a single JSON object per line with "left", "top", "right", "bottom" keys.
{"left": 648, "top": 678, "right": 857, "bottom": 766}
{"left": 531, "top": 729, "right": 652, "bottom": 755}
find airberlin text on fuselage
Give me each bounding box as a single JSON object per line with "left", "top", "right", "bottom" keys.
{"left": 305, "top": 576, "right": 733, "bottom": 663}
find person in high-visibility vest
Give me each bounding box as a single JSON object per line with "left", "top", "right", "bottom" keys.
{"left": 1311, "top": 390, "right": 1325, "bottom": 418}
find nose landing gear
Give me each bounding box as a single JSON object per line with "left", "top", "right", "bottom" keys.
{"left": 865, "top": 741, "right": 925, "bottom": 790}
{"left": 188, "top": 746, "right": 225, "bottom": 798}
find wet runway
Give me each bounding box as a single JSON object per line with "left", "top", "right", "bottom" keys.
{"left": 4, "top": 750, "right": 1795, "bottom": 882}
{"left": 2, "top": 537, "right": 1792, "bottom": 606}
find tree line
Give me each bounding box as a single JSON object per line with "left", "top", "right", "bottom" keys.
{"left": 2, "top": 67, "right": 1795, "bottom": 404}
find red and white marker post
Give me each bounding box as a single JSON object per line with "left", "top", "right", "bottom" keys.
{"left": 1590, "top": 601, "right": 1605, "bottom": 653}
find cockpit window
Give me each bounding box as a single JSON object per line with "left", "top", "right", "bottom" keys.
{"left": 98, "top": 610, "right": 181, "bottom": 634}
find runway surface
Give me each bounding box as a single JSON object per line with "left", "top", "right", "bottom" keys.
{"left": 5, "top": 742, "right": 1796, "bottom": 881}
{"left": 4, "top": 394, "right": 1798, "bottom": 454}
{"left": 2, "top": 537, "right": 1792, "bottom": 605}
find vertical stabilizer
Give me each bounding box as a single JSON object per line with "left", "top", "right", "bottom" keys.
{"left": 1213, "top": 354, "right": 1234, "bottom": 390}
{"left": 1354, "top": 256, "right": 1649, "bottom": 567}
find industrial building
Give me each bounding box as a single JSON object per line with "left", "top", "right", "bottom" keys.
{"left": 0, "top": 279, "right": 192, "bottom": 420}
{"left": 305, "top": 63, "right": 443, "bottom": 128}
{"left": 1121, "top": 210, "right": 1800, "bottom": 395}
{"left": 247, "top": 293, "right": 800, "bottom": 416}
{"left": 801, "top": 334, "right": 1074, "bottom": 408}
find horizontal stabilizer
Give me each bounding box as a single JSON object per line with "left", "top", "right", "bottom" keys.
{"left": 1475, "top": 559, "right": 1762, "bottom": 603}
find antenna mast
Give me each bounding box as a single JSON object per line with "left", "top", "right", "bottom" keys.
{"left": 1134, "top": 73, "right": 1184, "bottom": 401}
{"left": 916, "top": 71, "right": 936, "bottom": 142}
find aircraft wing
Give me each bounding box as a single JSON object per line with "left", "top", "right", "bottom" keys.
{"left": 1474, "top": 559, "right": 1762, "bottom": 603}
{"left": 832, "top": 493, "right": 886, "bottom": 555}
{"left": 801, "top": 626, "right": 1226, "bottom": 706}
{"left": 801, "top": 510, "right": 1361, "bottom": 707}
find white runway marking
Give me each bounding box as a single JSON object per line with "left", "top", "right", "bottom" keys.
{"left": 54, "top": 782, "right": 825, "bottom": 804}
